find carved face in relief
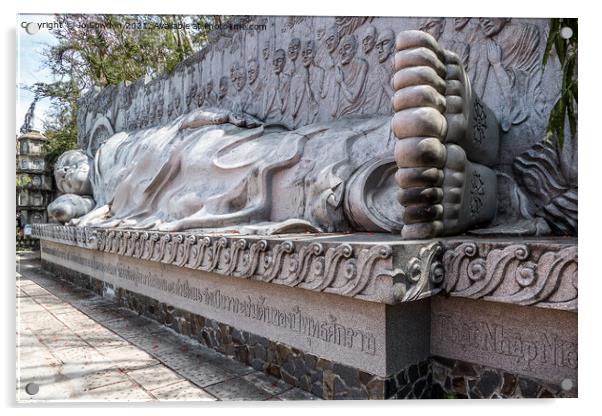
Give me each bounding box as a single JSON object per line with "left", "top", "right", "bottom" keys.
{"left": 174, "top": 94, "right": 181, "bottom": 114}
{"left": 419, "top": 17, "right": 444, "bottom": 41}
{"left": 187, "top": 84, "right": 198, "bottom": 107}
{"left": 157, "top": 98, "right": 164, "bottom": 118}
{"left": 262, "top": 41, "right": 270, "bottom": 61}
{"left": 454, "top": 17, "right": 471, "bottom": 31}
{"left": 197, "top": 87, "right": 205, "bottom": 107}
{"left": 272, "top": 49, "right": 286, "bottom": 75}
{"left": 479, "top": 18, "right": 510, "bottom": 37}
{"left": 206, "top": 80, "right": 214, "bottom": 95}
{"left": 54, "top": 150, "right": 92, "bottom": 195}
{"left": 230, "top": 61, "right": 240, "bottom": 83}
{"left": 375, "top": 29, "right": 395, "bottom": 63}
{"left": 288, "top": 38, "right": 301, "bottom": 61}
{"left": 324, "top": 26, "right": 340, "bottom": 54}
{"left": 219, "top": 76, "right": 229, "bottom": 99}
{"left": 361, "top": 25, "right": 377, "bottom": 54}
{"left": 233, "top": 66, "right": 246, "bottom": 92}
{"left": 338, "top": 35, "right": 358, "bottom": 66}
{"left": 301, "top": 40, "right": 316, "bottom": 68}
{"left": 247, "top": 59, "right": 259, "bottom": 85}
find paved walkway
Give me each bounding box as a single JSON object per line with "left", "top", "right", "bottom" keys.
{"left": 16, "top": 251, "right": 320, "bottom": 402}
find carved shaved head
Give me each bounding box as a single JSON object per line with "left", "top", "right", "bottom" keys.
{"left": 454, "top": 17, "right": 471, "bottom": 31}
{"left": 247, "top": 58, "right": 259, "bottom": 84}
{"left": 375, "top": 29, "right": 395, "bottom": 63}
{"left": 419, "top": 17, "right": 445, "bottom": 41}
{"left": 302, "top": 40, "right": 316, "bottom": 67}
{"left": 324, "top": 26, "right": 340, "bottom": 53}
{"left": 338, "top": 34, "right": 358, "bottom": 65}
{"left": 272, "top": 49, "right": 286, "bottom": 74}
{"left": 288, "top": 38, "right": 301, "bottom": 61}
{"left": 219, "top": 76, "right": 229, "bottom": 99}
{"left": 479, "top": 17, "right": 511, "bottom": 37}
{"left": 362, "top": 25, "right": 377, "bottom": 54}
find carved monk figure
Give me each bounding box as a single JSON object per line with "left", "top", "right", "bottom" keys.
{"left": 217, "top": 75, "right": 233, "bottom": 110}
{"left": 186, "top": 83, "right": 198, "bottom": 112}
{"left": 361, "top": 25, "right": 377, "bottom": 55}
{"left": 472, "top": 18, "right": 544, "bottom": 132}
{"left": 60, "top": 29, "right": 500, "bottom": 242}
{"left": 261, "top": 49, "right": 290, "bottom": 122}
{"left": 418, "top": 17, "right": 445, "bottom": 41}
{"left": 205, "top": 80, "right": 218, "bottom": 107}
{"left": 245, "top": 58, "right": 263, "bottom": 117}
{"left": 442, "top": 18, "right": 474, "bottom": 73}
{"left": 289, "top": 39, "right": 325, "bottom": 128}
{"left": 284, "top": 37, "right": 301, "bottom": 78}
{"left": 319, "top": 25, "right": 341, "bottom": 119}
{"left": 333, "top": 34, "right": 368, "bottom": 117}
{"left": 362, "top": 29, "right": 395, "bottom": 114}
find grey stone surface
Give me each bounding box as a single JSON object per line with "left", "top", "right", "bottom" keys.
{"left": 33, "top": 224, "right": 445, "bottom": 305}
{"left": 204, "top": 377, "right": 273, "bottom": 400}
{"left": 441, "top": 238, "right": 577, "bottom": 311}
{"left": 62, "top": 18, "right": 580, "bottom": 239}
{"left": 40, "top": 240, "right": 433, "bottom": 376}
{"left": 431, "top": 296, "right": 577, "bottom": 386}
{"left": 16, "top": 252, "right": 317, "bottom": 401}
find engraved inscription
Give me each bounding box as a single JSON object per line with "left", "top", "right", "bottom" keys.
{"left": 42, "top": 244, "right": 377, "bottom": 356}
{"left": 435, "top": 312, "right": 577, "bottom": 372}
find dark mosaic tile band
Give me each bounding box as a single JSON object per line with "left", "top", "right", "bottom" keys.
{"left": 430, "top": 356, "right": 577, "bottom": 398}
{"left": 40, "top": 259, "right": 575, "bottom": 399}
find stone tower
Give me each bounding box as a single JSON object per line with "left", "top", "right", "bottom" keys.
{"left": 16, "top": 129, "right": 53, "bottom": 226}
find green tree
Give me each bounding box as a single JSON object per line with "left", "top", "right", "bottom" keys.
{"left": 30, "top": 14, "right": 223, "bottom": 165}
{"left": 543, "top": 18, "right": 578, "bottom": 148}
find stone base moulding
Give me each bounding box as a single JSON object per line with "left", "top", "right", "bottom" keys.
{"left": 32, "top": 225, "right": 578, "bottom": 399}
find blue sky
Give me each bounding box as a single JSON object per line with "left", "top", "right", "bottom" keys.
{"left": 16, "top": 14, "right": 59, "bottom": 135}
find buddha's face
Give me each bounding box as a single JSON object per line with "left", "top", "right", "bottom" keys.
{"left": 375, "top": 30, "right": 395, "bottom": 63}
{"left": 480, "top": 18, "right": 509, "bottom": 37}
{"left": 272, "top": 50, "right": 286, "bottom": 74}
{"left": 362, "top": 26, "right": 377, "bottom": 54}
{"left": 288, "top": 38, "right": 301, "bottom": 61}
{"left": 302, "top": 40, "right": 316, "bottom": 67}
{"left": 206, "top": 81, "right": 213, "bottom": 94}
{"left": 54, "top": 150, "right": 92, "bottom": 195}
{"left": 339, "top": 35, "right": 357, "bottom": 65}
{"left": 247, "top": 60, "right": 258, "bottom": 84}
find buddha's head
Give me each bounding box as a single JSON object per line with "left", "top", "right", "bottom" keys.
{"left": 54, "top": 150, "right": 92, "bottom": 195}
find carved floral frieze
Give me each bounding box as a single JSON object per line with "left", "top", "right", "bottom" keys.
{"left": 442, "top": 240, "right": 577, "bottom": 311}
{"left": 32, "top": 224, "right": 444, "bottom": 305}
{"left": 31, "top": 225, "right": 577, "bottom": 311}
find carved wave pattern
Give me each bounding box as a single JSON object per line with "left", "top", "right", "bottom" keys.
{"left": 31, "top": 224, "right": 444, "bottom": 305}
{"left": 442, "top": 241, "right": 577, "bottom": 311}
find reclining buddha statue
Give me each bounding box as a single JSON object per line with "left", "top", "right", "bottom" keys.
{"left": 49, "top": 30, "right": 500, "bottom": 240}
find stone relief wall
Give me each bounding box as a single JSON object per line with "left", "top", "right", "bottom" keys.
{"left": 77, "top": 16, "right": 560, "bottom": 166}
{"left": 62, "top": 16, "right": 575, "bottom": 238}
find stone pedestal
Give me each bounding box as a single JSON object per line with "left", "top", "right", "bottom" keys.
{"left": 33, "top": 225, "right": 578, "bottom": 399}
